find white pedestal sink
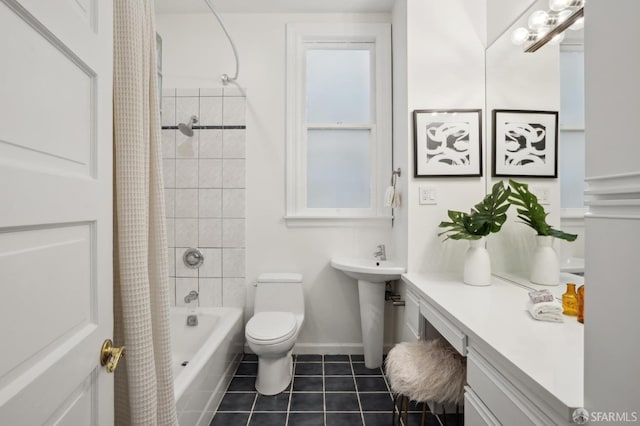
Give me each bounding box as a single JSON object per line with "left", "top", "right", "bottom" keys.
{"left": 330, "top": 257, "right": 405, "bottom": 368}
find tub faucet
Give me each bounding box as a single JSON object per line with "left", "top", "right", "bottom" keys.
{"left": 184, "top": 290, "right": 199, "bottom": 304}
{"left": 374, "top": 244, "right": 386, "bottom": 261}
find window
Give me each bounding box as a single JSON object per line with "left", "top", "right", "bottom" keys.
{"left": 286, "top": 23, "right": 392, "bottom": 222}
{"left": 559, "top": 47, "right": 585, "bottom": 210}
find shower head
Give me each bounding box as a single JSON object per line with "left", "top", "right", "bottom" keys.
{"left": 178, "top": 115, "right": 198, "bottom": 137}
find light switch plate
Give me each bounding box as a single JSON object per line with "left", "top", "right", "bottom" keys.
{"left": 530, "top": 185, "right": 550, "bottom": 205}
{"left": 419, "top": 186, "right": 437, "bottom": 205}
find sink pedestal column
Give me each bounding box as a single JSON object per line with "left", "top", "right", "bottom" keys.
{"left": 357, "top": 280, "right": 385, "bottom": 368}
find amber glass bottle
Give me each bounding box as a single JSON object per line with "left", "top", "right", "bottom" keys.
{"left": 562, "top": 283, "right": 578, "bottom": 316}
{"left": 577, "top": 285, "right": 585, "bottom": 323}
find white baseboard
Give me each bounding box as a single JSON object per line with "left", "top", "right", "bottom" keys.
{"left": 243, "top": 342, "right": 396, "bottom": 355}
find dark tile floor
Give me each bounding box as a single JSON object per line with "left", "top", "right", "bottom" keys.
{"left": 211, "top": 354, "right": 454, "bottom": 426}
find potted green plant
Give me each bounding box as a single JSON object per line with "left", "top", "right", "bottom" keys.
{"left": 508, "top": 179, "right": 577, "bottom": 285}
{"left": 438, "top": 181, "right": 511, "bottom": 286}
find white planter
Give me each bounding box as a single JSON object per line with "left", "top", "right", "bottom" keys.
{"left": 464, "top": 237, "right": 491, "bottom": 286}
{"left": 529, "top": 235, "right": 560, "bottom": 286}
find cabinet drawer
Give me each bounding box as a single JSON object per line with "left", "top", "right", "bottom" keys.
{"left": 467, "top": 349, "right": 553, "bottom": 425}
{"left": 464, "top": 387, "right": 500, "bottom": 426}
{"left": 419, "top": 300, "right": 466, "bottom": 355}
{"left": 405, "top": 289, "right": 420, "bottom": 338}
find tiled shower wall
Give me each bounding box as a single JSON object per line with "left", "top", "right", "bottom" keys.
{"left": 161, "top": 87, "right": 246, "bottom": 308}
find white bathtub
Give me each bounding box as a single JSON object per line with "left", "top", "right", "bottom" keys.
{"left": 171, "top": 307, "right": 243, "bottom": 426}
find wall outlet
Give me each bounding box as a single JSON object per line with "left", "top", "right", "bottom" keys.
{"left": 419, "top": 186, "right": 437, "bottom": 205}
{"left": 530, "top": 185, "right": 550, "bottom": 205}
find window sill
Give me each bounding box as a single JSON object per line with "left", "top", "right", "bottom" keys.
{"left": 283, "top": 215, "right": 393, "bottom": 228}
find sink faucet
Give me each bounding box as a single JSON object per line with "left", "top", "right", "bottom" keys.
{"left": 184, "top": 290, "right": 199, "bottom": 304}
{"left": 373, "top": 244, "right": 387, "bottom": 261}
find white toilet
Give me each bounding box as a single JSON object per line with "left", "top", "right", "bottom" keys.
{"left": 245, "top": 273, "right": 305, "bottom": 395}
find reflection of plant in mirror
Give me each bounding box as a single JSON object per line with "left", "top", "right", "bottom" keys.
{"left": 438, "top": 181, "right": 511, "bottom": 241}
{"left": 508, "top": 179, "right": 578, "bottom": 241}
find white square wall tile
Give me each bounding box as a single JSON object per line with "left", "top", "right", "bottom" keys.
{"left": 175, "top": 219, "right": 198, "bottom": 247}
{"left": 223, "top": 97, "right": 246, "bottom": 126}
{"left": 223, "top": 278, "right": 246, "bottom": 307}
{"left": 166, "top": 218, "right": 175, "bottom": 248}
{"left": 176, "top": 278, "right": 199, "bottom": 307}
{"left": 222, "top": 189, "right": 245, "bottom": 218}
{"left": 223, "top": 87, "right": 246, "bottom": 97}
{"left": 199, "top": 248, "right": 222, "bottom": 278}
{"left": 162, "top": 88, "right": 176, "bottom": 97}
{"left": 165, "top": 188, "right": 175, "bottom": 218}
{"left": 176, "top": 96, "right": 199, "bottom": 128}
{"left": 176, "top": 130, "right": 199, "bottom": 159}
{"left": 167, "top": 248, "right": 175, "bottom": 277}
{"left": 199, "top": 159, "right": 222, "bottom": 188}
{"left": 199, "top": 219, "right": 222, "bottom": 247}
{"left": 175, "top": 248, "right": 198, "bottom": 278}
{"left": 161, "top": 96, "right": 175, "bottom": 126}
{"left": 197, "top": 278, "right": 222, "bottom": 307}
{"left": 222, "top": 129, "right": 245, "bottom": 158}
{"left": 176, "top": 159, "right": 198, "bottom": 188}
{"left": 163, "top": 159, "right": 175, "bottom": 188}
{"left": 175, "top": 189, "right": 198, "bottom": 218}
{"left": 176, "top": 88, "right": 199, "bottom": 97}
{"left": 222, "top": 219, "right": 245, "bottom": 248}
{"left": 199, "top": 129, "right": 223, "bottom": 158}
{"left": 199, "top": 189, "right": 222, "bottom": 218}
{"left": 162, "top": 129, "right": 176, "bottom": 159}
{"left": 222, "top": 159, "right": 245, "bottom": 188}
{"left": 200, "top": 96, "right": 223, "bottom": 125}
{"left": 222, "top": 248, "right": 245, "bottom": 277}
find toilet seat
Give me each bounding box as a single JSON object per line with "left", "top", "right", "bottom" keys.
{"left": 246, "top": 311, "right": 297, "bottom": 345}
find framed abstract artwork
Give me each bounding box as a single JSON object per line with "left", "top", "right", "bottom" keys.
{"left": 492, "top": 109, "right": 558, "bottom": 178}
{"left": 413, "top": 109, "right": 482, "bottom": 177}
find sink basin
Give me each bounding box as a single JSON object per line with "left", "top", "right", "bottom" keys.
{"left": 331, "top": 257, "right": 405, "bottom": 368}
{"left": 330, "top": 257, "right": 405, "bottom": 282}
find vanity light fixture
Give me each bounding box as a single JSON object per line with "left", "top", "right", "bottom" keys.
{"left": 511, "top": 0, "right": 584, "bottom": 53}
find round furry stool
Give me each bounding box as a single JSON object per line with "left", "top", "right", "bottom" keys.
{"left": 385, "top": 339, "right": 466, "bottom": 426}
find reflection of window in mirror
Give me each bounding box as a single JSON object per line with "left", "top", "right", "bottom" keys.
{"left": 559, "top": 46, "right": 585, "bottom": 209}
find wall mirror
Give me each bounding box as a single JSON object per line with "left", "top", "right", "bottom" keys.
{"left": 485, "top": 0, "right": 585, "bottom": 286}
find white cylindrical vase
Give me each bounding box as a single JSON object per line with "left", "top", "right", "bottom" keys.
{"left": 529, "top": 235, "right": 560, "bottom": 286}
{"left": 464, "top": 237, "right": 491, "bottom": 286}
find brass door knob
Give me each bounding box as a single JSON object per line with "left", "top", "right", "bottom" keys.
{"left": 100, "top": 339, "right": 125, "bottom": 373}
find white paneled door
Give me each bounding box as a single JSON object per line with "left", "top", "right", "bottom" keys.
{"left": 0, "top": 0, "right": 113, "bottom": 424}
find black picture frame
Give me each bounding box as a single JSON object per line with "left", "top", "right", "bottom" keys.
{"left": 412, "top": 109, "right": 483, "bottom": 177}
{"left": 492, "top": 109, "right": 559, "bottom": 178}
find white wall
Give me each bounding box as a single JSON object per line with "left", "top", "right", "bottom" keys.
{"left": 156, "top": 12, "right": 398, "bottom": 352}
{"left": 405, "top": 0, "right": 488, "bottom": 274}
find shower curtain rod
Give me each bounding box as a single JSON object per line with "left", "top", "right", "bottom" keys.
{"left": 203, "top": 0, "right": 240, "bottom": 85}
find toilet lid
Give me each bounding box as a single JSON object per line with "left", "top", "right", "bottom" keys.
{"left": 246, "top": 311, "right": 297, "bottom": 342}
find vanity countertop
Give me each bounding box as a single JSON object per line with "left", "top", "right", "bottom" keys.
{"left": 402, "top": 272, "right": 584, "bottom": 412}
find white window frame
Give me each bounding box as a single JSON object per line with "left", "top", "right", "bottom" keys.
{"left": 285, "top": 23, "right": 392, "bottom": 224}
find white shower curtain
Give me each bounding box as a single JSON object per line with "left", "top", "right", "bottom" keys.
{"left": 113, "top": 0, "right": 177, "bottom": 424}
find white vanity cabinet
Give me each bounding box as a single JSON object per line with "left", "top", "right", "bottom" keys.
{"left": 402, "top": 273, "right": 583, "bottom": 426}
{"left": 402, "top": 288, "right": 421, "bottom": 341}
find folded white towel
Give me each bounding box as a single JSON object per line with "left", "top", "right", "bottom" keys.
{"left": 384, "top": 186, "right": 395, "bottom": 207}
{"left": 527, "top": 300, "right": 564, "bottom": 323}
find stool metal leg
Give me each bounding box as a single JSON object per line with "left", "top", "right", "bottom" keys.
{"left": 402, "top": 395, "right": 409, "bottom": 426}
{"left": 420, "top": 401, "right": 428, "bottom": 426}
{"left": 441, "top": 407, "right": 448, "bottom": 426}
{"left": 391, "top": 393, "right": 399, "bottom": 426}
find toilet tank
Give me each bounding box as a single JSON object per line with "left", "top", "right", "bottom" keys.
{"left": 254, "top": 273, "right": 304, "bottom": 315}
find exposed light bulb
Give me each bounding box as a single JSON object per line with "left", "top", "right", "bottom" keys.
{"left": 551, "top": 10, "right": 573, "bottom": 25}
{"left": 528, "top": 10, "right": 549, "bottom": 30}
{"left": 511, "top": 27, "right": 531, "bottom": 46}
{"left": 570, "top": 16, "right": 585, "bottom": 30}
{"left": 549, "top": 0, "right": 570, "bottom": 11}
